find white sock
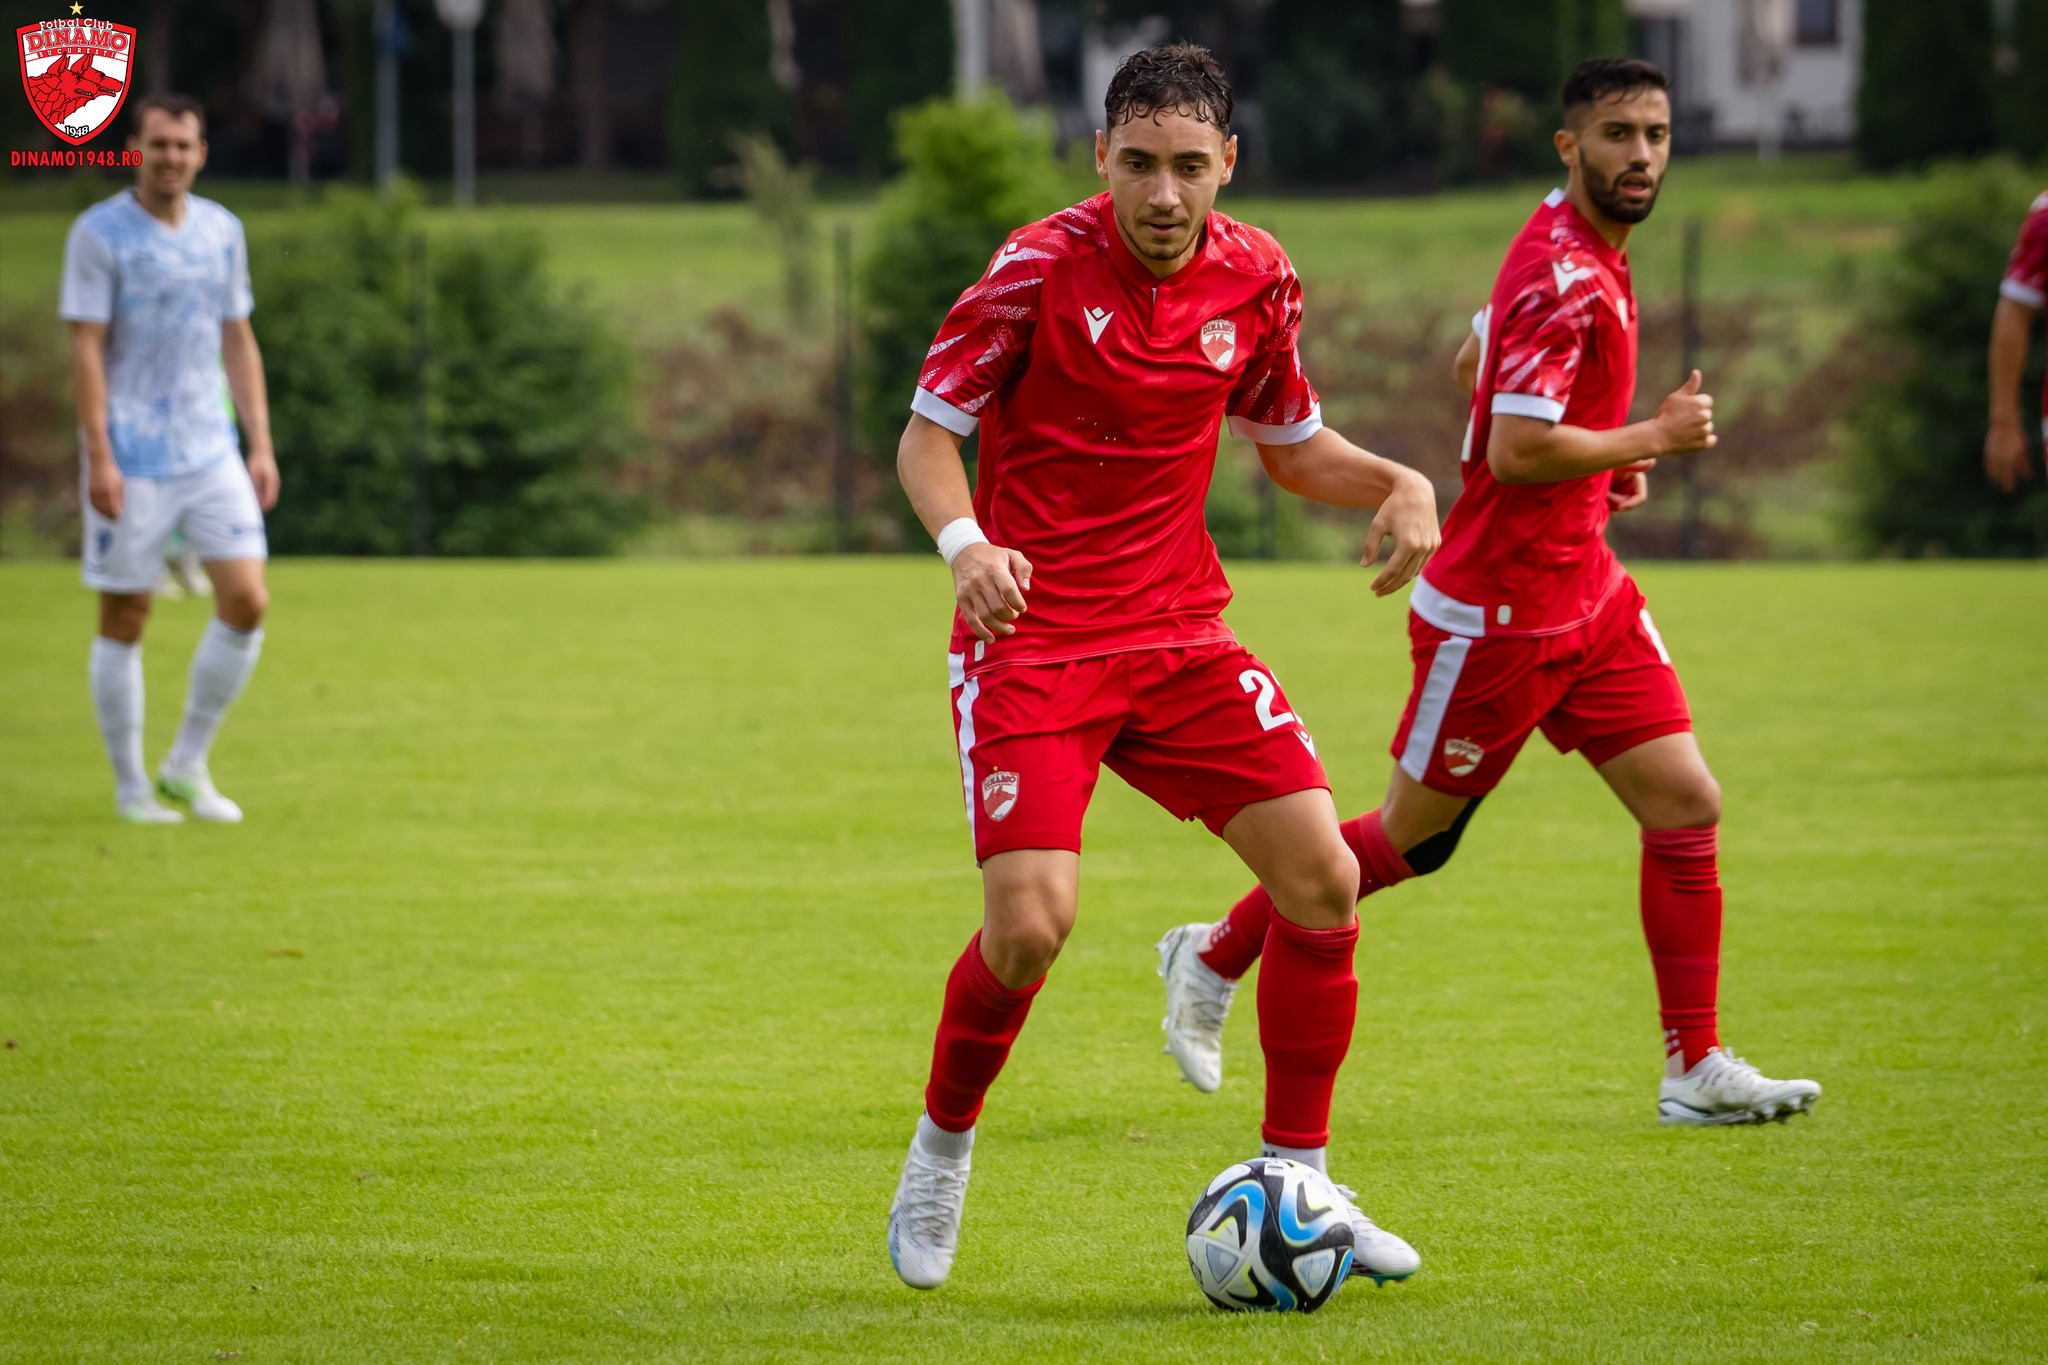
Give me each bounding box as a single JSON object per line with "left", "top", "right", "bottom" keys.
{"left": 916, "top": 1113, "right": 974, "bottom": 1162}
{"left": 1262, "top": 1142, "right": 1327, "bottom": 1175}
{"left": 89, "top": 636, "right": 149, "bottom": 805}
{"left": 165, "top": 618, "right": 263, "bottom": 773}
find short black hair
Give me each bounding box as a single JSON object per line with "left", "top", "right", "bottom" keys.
{"left": 132, "top": 92, "right": 205, "bottom": 136}
{"left": 1561, "top": 57, "right": 1669, "bottom": 121}
{"left": 1104, "top": 42, "right": 1232, "bottom": 135}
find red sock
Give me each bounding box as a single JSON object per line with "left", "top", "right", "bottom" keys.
{"left": 1199, "top": 810, "right": 1412, "bottom": 980}
{"left": 1640, "top": 825, "right": 1722, "bottom": 1070}
{"left": 1256, "top": 914, "right": 1360, "bottom": 1149}
{"left": 923, "top": 931, "right": 1043, "bottom": 1132}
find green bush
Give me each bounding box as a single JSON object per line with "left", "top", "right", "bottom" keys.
{"left": 256, "top": 188, "right": 641, "bottom": 556}
{"left": 854, "top": 97, "right": 1066, "bottom": 545}
{"left": 671, "top": 0, "right": 796, "bottom": 196}
{"left": 1849, "top": 161, "right": 2048, "bottom": 556}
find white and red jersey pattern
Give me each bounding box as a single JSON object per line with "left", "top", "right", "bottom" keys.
{"left": 1420, "top": 189, "right": 1639, "bottom": 640}
{"left": 2002, "top": 190, "right": 2048, "bottom": 309}
{"left": 914, "top": 192, "right": 1323, "bottom": 672}
{"left": 2002, "top": 190, "right": 2048, "bottom": 433}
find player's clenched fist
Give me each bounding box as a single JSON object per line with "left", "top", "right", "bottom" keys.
{"left": 953, "top": 542, "right": 1034, "bottom": 643}
{"left": 1654, "top": 370, "right": 1715, "bottom": 453}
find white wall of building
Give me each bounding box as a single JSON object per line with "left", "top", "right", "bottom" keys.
{"left": 1638, "top": 0, "right": 1862, "bottom": 146}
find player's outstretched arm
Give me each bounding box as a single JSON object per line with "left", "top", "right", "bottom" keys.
{"left": 222, "top": 319, "right": 280, "bottom": 510}
{"left": 1256, "top": 428, "right": 1440, "bottom": 597}
{"left": 897, "top": 413, "right": 1033, "bottom": 643}
{"left": 1490, "top": 370, "right": 1715, "bottom": 486}
{"left": 1986, "top": 296, "right": 2036, "bottom": 493}
{"left": 69, "top": 321, "right": 121, "bottom": 520}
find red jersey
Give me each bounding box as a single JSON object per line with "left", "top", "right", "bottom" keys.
{"left": 2002, "top": 190, "right": 2048, "bottom": 432}
{"left": 1418, "top": 190, "right": 1638, "bottom": 640}
{"left": 914, "top": 192, "right": 1322, "bottom": 673}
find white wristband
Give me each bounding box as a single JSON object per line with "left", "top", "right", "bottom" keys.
{"left": 936, "top": 517, "right": 989, "bottom": 567}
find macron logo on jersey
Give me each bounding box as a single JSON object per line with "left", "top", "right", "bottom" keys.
{"left": 1552, "top": 259, "right": 1599, "bottom": 295}
{"left": 987, "top": 242, "right": 1029, "bottom": 279}
{"left": 1084, "top": 306, "right": 1114, "bottom": 344}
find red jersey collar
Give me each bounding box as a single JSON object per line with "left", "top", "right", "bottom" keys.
{"left": 1551, "top": 190, "right": 1628, "bottom": 273}
{"left": 1094, "top": 191, "right": 1219, "bottom": 291}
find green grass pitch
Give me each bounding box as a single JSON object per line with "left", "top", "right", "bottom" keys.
{"left": 2, "top": 559, "right": 2044, "bottom": 1360}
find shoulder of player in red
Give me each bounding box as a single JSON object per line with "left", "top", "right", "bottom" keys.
{"left": 911, "top": 192, "right": 1310, "bottom": 438}
{"left": 2002, "top": 189, "right": 2048, "bottom": 308}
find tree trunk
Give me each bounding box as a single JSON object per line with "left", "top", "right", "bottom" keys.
{"left": 146, "top": 0, "right": 177, "bottom": 94}
{"left": 569, "top": 0, "right": 612, "bottom": 171}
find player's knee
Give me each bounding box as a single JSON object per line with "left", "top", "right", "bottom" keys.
{"left": 983, "top": 915, "right": 1067, "bottom": 986}
{"left": 1646, "top": 774, "right": 1720, "bottom": 831}
{"left": 1401, "top": 796, "right": 1484, "bottom": 876}
{"left": 98, "top": 594, "right": 150, "bottom": 644}
{"left": 221, "top": 584, "right": 268, "bottom": 631}
{"left": 1272, "top": 844, "right": 1358, "bottom": 929}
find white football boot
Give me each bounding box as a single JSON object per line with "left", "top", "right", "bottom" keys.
{"left": 1157, "top": 922, "right": 1237, "bottom": 1093}
{"left": 1658, "top": 1047, "right": 1821, "bottom": 1126}
{"left": 887, "top": 1125, "right": 973, "bottom": 1289}
{"left": 118, "top": 793, "right": 184, "bottom": 824}
{"left": 157, "top": 763, "right": 244, "bottom": 824}
{"left": 1330, "top": 1183, "right": 1421, "bottom": 1285}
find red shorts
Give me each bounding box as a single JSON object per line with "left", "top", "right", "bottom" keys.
{"left": 948, "top": 640, "right": 1331, "bottom": 862}
{"left": 1389, "top": 577, "right": 1692, "bottom": 797}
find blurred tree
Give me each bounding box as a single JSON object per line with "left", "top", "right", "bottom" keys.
{"left": 846, "top": 0, "right": 953, "bottom": 174}
{"left": 2000, "top": 0, "right": 2048, "bottom": 159}
{"left": 1439, "top": 0, "right": 1627, "bottom": 105}
{"left": 1850, "top": 161, "right": 2048, "bottom": 556}
{"left": 1262, "top": 0, "right": 1407, "bottom": 186}
{"left": 856, "top": 96, "right": 1064, "bottom": 544}
{"left": 256, "top": 188, "right": 642, "bottom": 555}
{"left": 725, "top": 131, "right": 818, "bottom": 326}
{"left": 1855, "top": 0, "right": 1996, "bottom": 170}
{"left": 495, "top": 0, "right": 558, "bottom": 168}
{"left": 673, "top": 0, "right": 796, "bottom": 192}
{"left": 568, "top": 0, "right": 613, "bottom": 169}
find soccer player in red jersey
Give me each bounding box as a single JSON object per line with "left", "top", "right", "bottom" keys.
{"left": 886, "top": 44, "right": 1440, "bottom": 1291}
{"left": 1158, "top": 58, "right": 1822, "bottom": 1130}
{"left": 1987, "top": 189, "right": 2048, "bottom": 492}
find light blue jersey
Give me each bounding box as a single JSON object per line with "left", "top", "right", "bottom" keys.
{"left": 59, "top": 191, "right": 254, "bottom": 479}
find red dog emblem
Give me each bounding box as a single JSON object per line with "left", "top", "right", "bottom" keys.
{"left": 981, "top": 770, "right": 1019, "bottom": 822}
{"left": 18, "top": 15, "right": 135, "bottom": 146}
{"left": 1200, "top": 318, "right": 1237, "bottom": 370}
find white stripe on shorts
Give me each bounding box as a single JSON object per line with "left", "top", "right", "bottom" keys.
{"left": 1398, "top": 636, "right": 1474, "bottom": 783}
{"left": 1638, "top": 608, "right": 1673, "bottom": 665}
{"left": 952, "top": 660, "right": 981, "bottom": 845}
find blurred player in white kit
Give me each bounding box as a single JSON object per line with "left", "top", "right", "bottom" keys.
{"left": 64, "top": 94, "right": 279, "bottom": 824}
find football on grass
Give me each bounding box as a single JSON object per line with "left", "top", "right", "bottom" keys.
{"left": 1185, "top": 1157, "right": 1354, "bottom": 1312}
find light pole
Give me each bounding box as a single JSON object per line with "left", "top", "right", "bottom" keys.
{"left": 436, "top": 0, "right": 485, "bottom": 206}
{"left": 953, "top": 0, "right": 987, "bottom": 100}
{"left": 375, "top": 0, "right": 401, "bottom": 195}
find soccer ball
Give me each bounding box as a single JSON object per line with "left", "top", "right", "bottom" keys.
{"left": 1184, "top": 1157, "right": 1355, "bottom": 1312}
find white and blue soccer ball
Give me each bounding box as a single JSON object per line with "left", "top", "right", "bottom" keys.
{"left": 1185, "top": 1157, "right": 1354, "bottom": 1312}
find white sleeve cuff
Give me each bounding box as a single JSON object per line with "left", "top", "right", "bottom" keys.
{"left": 1228, "top": 403, "right": 1323, "bottom": 445}
{"left": 912, "top": 387, "right": 979, "bottom": 436}
{"left": 2002, "top": 278, "right": 2045, "bottom": 308}
{"left": 1491, "top": 393, "right": 1566, "bottom": 423}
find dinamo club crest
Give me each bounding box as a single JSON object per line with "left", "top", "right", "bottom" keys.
{"left": 18, "top": 14, "right": 135, "bottom": 146}
{"left": 981, "top": 770, "right": 1019, "bottom": 822}
{"left": 1200, "top": 318, "right": 1237, "bottom": 370}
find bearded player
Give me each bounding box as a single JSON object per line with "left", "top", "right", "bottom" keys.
{"left": 886, "top": 44, "right": 1441, "bottom": 1290}
{"left": 64, "top": 95, "right": 277, "bottom": 823}
{"left": 1986, "top": 188, "right": 2048, "bottom": 493}
{"left": 1157, "top": 58, "right": 1822, "bottom": 1129}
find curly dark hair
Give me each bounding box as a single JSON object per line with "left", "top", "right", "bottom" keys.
{"left": 1561, "top": 57, "right": 1669, "bottom": 122}
{"left": 1104, "top": 42, "right": 1232, "bottom": 134}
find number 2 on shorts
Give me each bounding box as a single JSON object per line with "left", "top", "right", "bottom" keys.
{"left": 1238, "top": 668, "right": 1297, "bottom": 732}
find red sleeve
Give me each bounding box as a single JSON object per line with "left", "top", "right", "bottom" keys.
{"left": 1488, "top": 274, "right": 1599, "bottom": 425}
{"left": 2002, "top": 194, "right": 2048, "bottom": 308}
{"left": 1226, "top": 255, "right": 1322, "bottom": 444}
{"left": 911, "top": 235, "right": 1048, "bottom": 435}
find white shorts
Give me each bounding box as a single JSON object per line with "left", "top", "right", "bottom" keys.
{"left": 81, "top": 455, "right": 268, "bottom": 593}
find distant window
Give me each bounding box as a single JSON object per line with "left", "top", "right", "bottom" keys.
{"left": 1796, "top": 0, "right": 1839, "bottom": 46}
